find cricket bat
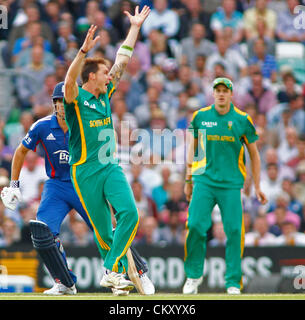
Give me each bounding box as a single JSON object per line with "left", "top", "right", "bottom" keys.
{"left": 126, "top": 248, "right": 145, "bottom": 295}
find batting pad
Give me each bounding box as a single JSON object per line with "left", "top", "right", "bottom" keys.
{"left": 29, "top": 220, "right": 74, "bottom": 288}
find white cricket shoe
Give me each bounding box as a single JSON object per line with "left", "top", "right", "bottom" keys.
{"left": 182, "top": 276, "right": 203, "bottom": 294}
{"left": 227, "top": 287, "right": 241, "bottom": 295}
{"left": 100, "top": 270, "right": 134, "bottom": 291}
{"left": 43, "top": 283, "right": 77, "bottom": 295}
{"left": 112, "top": 288, "right": 130, "bottom": 296}
{"left": 140, "top": 273, "right": 155, "bottom": 295}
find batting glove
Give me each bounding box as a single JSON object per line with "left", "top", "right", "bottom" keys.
{"left": 1, "top": 181, "right": 22, "bottom": 210}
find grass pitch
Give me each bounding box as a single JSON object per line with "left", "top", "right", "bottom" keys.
{"left": 0, "top": 293, "right": 304, "bottom": 300}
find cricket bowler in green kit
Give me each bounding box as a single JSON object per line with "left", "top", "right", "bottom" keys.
{"left": 183, "top": 77, "right": 268, "bottom": 295}
{"left": 63, "top": 6, "right": 150, "bottom": 292}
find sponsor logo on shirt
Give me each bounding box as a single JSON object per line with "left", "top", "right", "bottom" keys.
{"left": 202, "top": 121, "right": 218, "bottom": 127}
{"left": 207, "top": 135, "right": 235, "bottom": 142}
{"left": 53, "top": 150, "right": 69, "bottom": 164}
{"left": 89, "top": 117, "right": 111, "bottom": 128}
{"left": 84, "top": 100, "right": 96, "bottom": 109}
{"left": 46, "top": 133, "right": 56, "bottom": 140}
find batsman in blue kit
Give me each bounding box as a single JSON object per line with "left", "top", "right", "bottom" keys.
{"left": 1, "top": 82, "right": 154, "bottom": 296}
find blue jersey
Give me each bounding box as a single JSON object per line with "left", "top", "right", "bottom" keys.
{"left": 21, "top": 114, "right": 93, "bottom": 285}
{"left": 22, "top": 114, "right": 71, "bottom": 182}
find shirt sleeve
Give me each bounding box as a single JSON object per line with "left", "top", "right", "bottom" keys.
{"left": 267, "top": 9, "right": 277, "bottom": 31}
{"left": 243, "top": 115, "right": 258, "bottom": 144}
{"left": 243, "top": 9, "right": 254, "bottom": 32}
{"left": 63, "top": 87, "right": 82, "bottom": 108}
{"left": 210, "top": 12, "right": 222, "bottom": 31}
{"left": 107, "top": 81, "right": 116, "bottom": 101}
{"left": 164, "top": 11, "right": 180, "bottom": 38}
{"left": 21, "top": 122, "right": 40, "bottom": 151}
{"left": 188, "top": 111, "right": 199, "bottom": 138}
{"left": 234, "top": 51, "right": 247, "bottom": 69}
{"left": 235, "top": 12, "right": 244, "bottom": 30}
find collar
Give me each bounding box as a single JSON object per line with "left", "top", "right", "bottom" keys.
{"left": 80, "top": 86, "right": 104, "bottom": 101}
{"left": 50, "top": 114, "right": 61, "bottom": 129}
{"left": 212, "top": 102, "right": 234, "bottom": 116}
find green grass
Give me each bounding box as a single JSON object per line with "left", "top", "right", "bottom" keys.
{"left": 0, "top": 293, "right": 305, "bottom": 300}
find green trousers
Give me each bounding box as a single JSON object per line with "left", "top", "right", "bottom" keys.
{"left": 184, "top": 182, "right": 245, "bottom": 289}
{"left": 71, "top": 162, "right": 139, "bottom": 273}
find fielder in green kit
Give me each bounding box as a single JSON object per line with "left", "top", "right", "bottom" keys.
{"left": 63, "top": 6, "right": 150, "bottom": 291}
{"left": 183, "top": 77, "right": 268, "bottom": 295}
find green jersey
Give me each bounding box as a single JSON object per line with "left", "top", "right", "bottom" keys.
{"left": 189, "top": 103, "right": 258, "bottom": 189}
{"left": 63, "top": 82, "right": 116, "bottom": 166}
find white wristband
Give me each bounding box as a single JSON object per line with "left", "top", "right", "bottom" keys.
{"left": 117, "top": 45, "right": 133, "bottom": 58}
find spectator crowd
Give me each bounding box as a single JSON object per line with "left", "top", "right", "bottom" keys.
{"left": 0, "top": 0, "right": 305, "bottom": 249}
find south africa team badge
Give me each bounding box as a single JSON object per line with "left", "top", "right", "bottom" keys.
{"left": 228, "top": 121, "right": 233, "bottom": 130}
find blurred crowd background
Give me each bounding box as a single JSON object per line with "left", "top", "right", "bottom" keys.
{"left": 0, "top": 0, "right": 305, "bottom": 250}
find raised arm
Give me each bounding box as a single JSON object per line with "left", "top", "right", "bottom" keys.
{"left": 64, "top": 25, "right": 101, "bottom": 103}
{"left": 109, "top": 5, "right": 150, "bottom": 88}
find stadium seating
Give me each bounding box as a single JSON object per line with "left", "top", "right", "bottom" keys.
{"left": 276, "top": 42, "right": 305, "bottom": 84}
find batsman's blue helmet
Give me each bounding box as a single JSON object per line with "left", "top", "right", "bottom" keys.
{"left": 52, "top": 81, "right": 65, "bottom": 99}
